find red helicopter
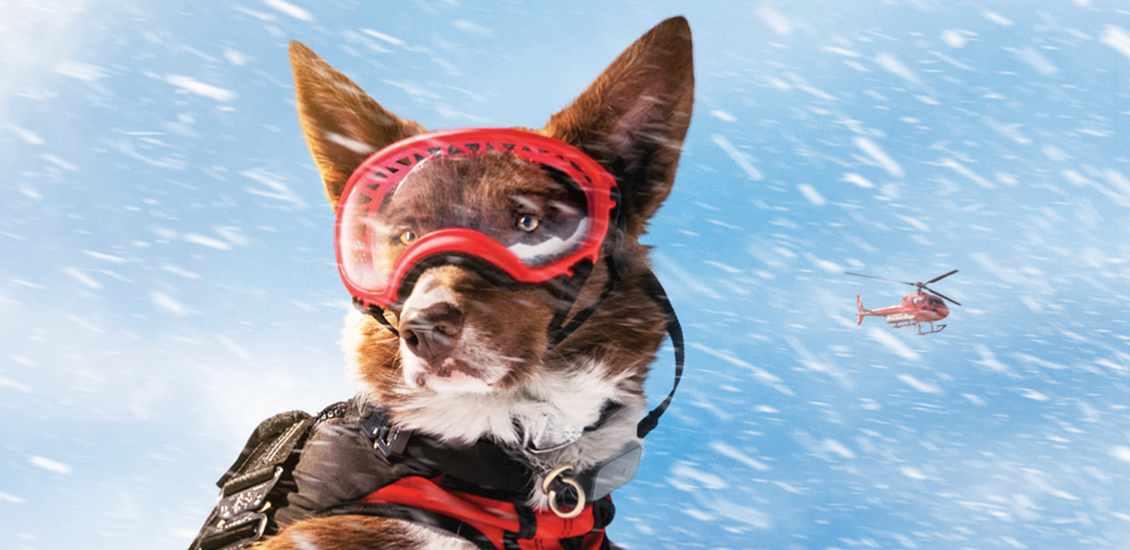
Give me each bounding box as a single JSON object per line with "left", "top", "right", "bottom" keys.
{"left": 846, "top": 270, "right": 960, "bottom": 335}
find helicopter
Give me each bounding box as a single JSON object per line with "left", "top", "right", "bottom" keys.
{"left": 846, "top": 270, "right": 960, "bottom": 335}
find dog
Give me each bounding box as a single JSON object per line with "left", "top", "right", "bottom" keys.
{"left": 251, "top": 16, "right": 693, "bottom": 550}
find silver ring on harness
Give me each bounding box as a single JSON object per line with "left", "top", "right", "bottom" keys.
{"left": 542, "top": 462, "right": 587, "bottom": 519}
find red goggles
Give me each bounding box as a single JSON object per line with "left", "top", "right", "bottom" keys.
{"left": 335, "top": 128, "right": 618, "bottom": 308}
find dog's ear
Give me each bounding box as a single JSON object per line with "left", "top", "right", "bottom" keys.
{"left": 544, "top": 17, "right": 694, "bottom": 238}
{"left": 289, "top": 41, "right": 425, "bottom": 207}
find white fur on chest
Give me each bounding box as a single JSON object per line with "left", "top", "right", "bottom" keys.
{"left": 396, "top": 362, "right": 646, "bottom": 508}
{"left": 396, "top": 358, "right": 641, "bottom": 449}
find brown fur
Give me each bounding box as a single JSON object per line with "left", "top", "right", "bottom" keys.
{"left": 258, "top": 516, "right": 465, "bottom": 550}
{"left": 260, "top": 16, "right": 693, "bottom": 549}
{"left": 289, "top": 42, "right": 425, "bottom": 208}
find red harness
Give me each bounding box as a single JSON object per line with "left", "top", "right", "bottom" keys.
{"left": 360, "top": 476, "right": 611, "bottom": 550}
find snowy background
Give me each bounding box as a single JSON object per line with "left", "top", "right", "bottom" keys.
{"left": 3, "top": 1, "right": 1130, "bottom": 548}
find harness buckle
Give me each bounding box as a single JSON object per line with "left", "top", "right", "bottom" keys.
{"left": 374, "top": 423, "right": 408, "bottom": 457}
{"left": 362, "top": 406, "right": 411, "bottom": 458}
{"left": 197, "top": 466, "right": 282, "bottom": 550}
{"left": 216, "top": 466, "right": 283, "bottom": 519}
{"left": 198, "top": 513, "right": 269, "bottom": 550}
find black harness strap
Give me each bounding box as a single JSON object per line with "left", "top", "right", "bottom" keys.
{"left": 362, "top": 406, "right": 535, "bottom": 495}
{"left": 315, "top": 487, "right": 614, "bottom": 550}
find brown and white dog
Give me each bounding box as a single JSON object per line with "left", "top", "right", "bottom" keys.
{"left": 262, "top": 16, "right": 693, "bottom": 549}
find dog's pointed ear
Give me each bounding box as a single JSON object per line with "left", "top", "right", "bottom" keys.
{"left": 289, "top": 41, "right": 425, "bottom": 207}
{"left": 544, "top": 17, "right": 694, "bottom": 238}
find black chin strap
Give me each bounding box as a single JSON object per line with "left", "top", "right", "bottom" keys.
{"left": 542, "top": 213, "right": 682, "bottom": 437}
{"left": 635, "top": 269, "right": 684, "bottom": 439}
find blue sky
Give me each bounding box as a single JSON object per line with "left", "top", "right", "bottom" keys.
{"left": 2, "top": 1, "right": 1130, "bottom": 548}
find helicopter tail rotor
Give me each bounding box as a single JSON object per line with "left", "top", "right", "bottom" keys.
{"left": 857, "top": 295, "right": 865, "bottom": 325}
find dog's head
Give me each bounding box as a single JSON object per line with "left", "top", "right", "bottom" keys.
{"left": 289, "top": 17, "right": 693, "bottom": 447}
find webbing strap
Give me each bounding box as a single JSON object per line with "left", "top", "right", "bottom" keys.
{"left": 331, "top": 477, "right": 610, "bottom": 550}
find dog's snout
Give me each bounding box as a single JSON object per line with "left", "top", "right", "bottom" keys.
{"left": 401, "top": 302, "right": 464, "bottom": 362}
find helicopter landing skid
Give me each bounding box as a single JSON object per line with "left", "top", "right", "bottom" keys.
{"left": 916, "top": 322, "right": 945, "bottom": 335}
{"left": 888, "top": 319, "right": 946, "bottom": 335}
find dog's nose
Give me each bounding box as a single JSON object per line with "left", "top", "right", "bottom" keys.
{"left": 400, "top": 302, "right": 464, "bottom": 363}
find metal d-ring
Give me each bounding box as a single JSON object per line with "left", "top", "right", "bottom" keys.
{"left": 542, "top": 462, "right": 587, "bottom": 519}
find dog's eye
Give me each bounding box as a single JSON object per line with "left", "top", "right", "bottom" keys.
{"left": 516, "top": 215, "right": 540, "bottom": 233}
{"left": 399, "top": 230, "right": 418, "bottom": 246}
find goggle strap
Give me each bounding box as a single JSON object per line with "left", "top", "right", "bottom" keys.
{"left": 353, "top": 298, "right": 400, "bottom": 338}
{"left": 548, "top": 207, "right": 626, "bottom": 349}
{"left": 609, "top": 212, "right": 628, "bottom": 282}
{"left": 544, "top": 260, "right": 595, "bottom": 343}
{"left": 546, "top": 262, "right": 619, "bottom": 347}
{"left": 547, "top": 255, "right": 618, "bottom": 349}
{"left": 636, "top": 269, "right": 684, "bottom": 439}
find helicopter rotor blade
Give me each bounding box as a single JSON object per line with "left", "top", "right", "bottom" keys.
{"left": 924, "top": 286, "right": 961, "bottom": 306}
{"left": 844, "top": 272, "right": 916, "bottom": 286}
{"left": 849, "top": 269, "right": 961, "bottom": 305}
{"left": 926, "top": 269, "right": 959, "bottom": 285}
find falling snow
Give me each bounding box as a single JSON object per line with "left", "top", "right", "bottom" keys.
{"left": 3, "top": 2, "right": 1130, "bottom": 550}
